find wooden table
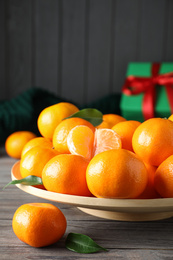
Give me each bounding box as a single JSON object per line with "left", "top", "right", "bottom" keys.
{"left": 1, "top": 147, "right": 173, "bottom": 260}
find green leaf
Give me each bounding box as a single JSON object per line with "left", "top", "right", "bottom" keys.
{"left": 65, "top": 233, "right": 108, "bottom": 254}
{"left": 66, "top": 108, "right": 103, "bottom": 127}
{"left": 2, "top": 175, "right": 43, "bottom": 190}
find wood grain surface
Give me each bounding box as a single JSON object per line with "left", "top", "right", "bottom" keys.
{"left": 1, "top": 146, "right": 173, "bottom": 259}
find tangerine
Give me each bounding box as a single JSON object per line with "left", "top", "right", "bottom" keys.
{"left": 20, "top": 146, "right": 59, "bottom": 178}
{"left": 132, "top": 118, "right": 173, "bottom": 166}
{"left": 86, "top": 149, "right": 148, "bottom": 199}
{"left": 5, "top": 131, "right": 37, "bottom": 159}
{"left": 112, "top": 120, "right": 141, "bottom": 152}
{"left": 97, "top": 114, "right": 126, "bottom": 129}
{"left": 37, "top": 102, "right": 79, "bottom": 140}
{"left": 21, "top": 137, "right": 53, "bottom": 158}
{"left": 42, "top": 154, "right": 92, "bottom": 196}
{"left": 154, "top": 155, "right": 173, "bottom": 198}
{"left": 12, "top": 203, "right": 66, "bottom": 247}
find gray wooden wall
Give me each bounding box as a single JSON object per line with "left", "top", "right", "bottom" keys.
{"left": 0, "top": 0, "right": 173, "bottom": 105}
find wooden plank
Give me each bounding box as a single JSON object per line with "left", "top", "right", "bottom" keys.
{"left": 165, "top": 0, "right": 173, "bottom": 60}
{"left": 1, "top": 245, "right": 173, "bottom": 260}
{"left": 86, "top": 0, "right": 112, "bottom": 103}
{"left": 61, "top": 0, "right": 86, "bottom": 105}
{"left": 0, "top": 0, "right": 6, "bottom": 100}
{"left": 112, "top": 0, "right": 140, "bottom": 93}
{"left": 139, "top": 0, "right": 166, "bottom": 61}
{"left": 34, "top": 0, "right": 59, "bottom": 95}
{"left": 7, "top": 0, "right": 32, "bottom": 99}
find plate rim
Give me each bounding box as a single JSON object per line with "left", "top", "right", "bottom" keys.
{"left": 11, "top": 161, "right": 173, "bottom": 214}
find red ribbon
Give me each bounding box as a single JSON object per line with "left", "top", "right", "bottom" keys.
{"left": 122, "top": 63, "right": 173, "bottom": 120}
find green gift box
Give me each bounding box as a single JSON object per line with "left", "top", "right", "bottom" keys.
{"left": 120, "top": 62, "right": 173, "bottom": 122}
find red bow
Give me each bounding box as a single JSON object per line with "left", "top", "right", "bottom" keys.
{"left": 122, "top": 63, "right": 173, "bottom": 120}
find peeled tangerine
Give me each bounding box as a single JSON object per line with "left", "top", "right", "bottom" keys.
{"left": 67, "top": 126, "right": 122, "bottom": 160}
{"left": 86, "top": 149, "right": 148, "bottom": 199}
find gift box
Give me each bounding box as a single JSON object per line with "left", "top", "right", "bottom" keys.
{"left": 120, "top": 63, "right": 173, "bottom": 122}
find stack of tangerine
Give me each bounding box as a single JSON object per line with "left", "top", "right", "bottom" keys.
{"left": 5, "top": 102, "right": 173, "bottom": 199}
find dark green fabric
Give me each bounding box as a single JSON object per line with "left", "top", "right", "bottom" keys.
{"left": 0, "top": 87, "right": 121, "bottom": 144}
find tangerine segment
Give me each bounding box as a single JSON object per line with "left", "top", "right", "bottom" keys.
{"left": 154, "top": 155, "right": 173, "bottom": 198}
{"left": 93, "top": 128, "right": 122, "bottom": 156}
{"left": 20, "top": 146, "right": 59, "bottom": 178}
{"left": 132, "top": 118, "right": 173, "bottom": 166}
{"left": 53, "top": 117, "right": 95, "bottom": 154}
{"left": 67, "top": 125, "right": 94, "bottom": 160}
{"left": 42, "top": 154, "right": 92, "bottom": 196}
{"left": 12, "top": 203, "right": 67, "bottom": 248}
{"left": 112, "top": 120, "right": 141, "bottom": 152}
{"left": 86, "top": 149, "right": 148, "bottom": 199}
{"left": 5, "top": 131, "right": 37, "bottom": 159}
{"left": 37, "top": 102, "right": 79, "bottom": 140}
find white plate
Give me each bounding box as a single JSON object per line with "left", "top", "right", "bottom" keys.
{"left": 11, "top": 161, "right": 173, "bottom": 221}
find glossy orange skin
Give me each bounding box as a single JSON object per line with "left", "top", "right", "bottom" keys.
{"left": 42, "top": 154, "right": 92, "bottom": 196}
{"left": 20, "top": 146, "right": 59, "bottom": 178}
{"left": 132, "top": 118, "right": 173, "bottom": 166}
{"left": 37, "top": 102, "right": 79, "bottom": 140}
{"left": 5, "top": 131, "right": 37, "bottom": 159}
{"left": 21, "top": 137, "right": 53, "bottom": 158}
{"left": 97, "top": 114, "right": 126, "bottom": 129}
{"left": 112, "top": 120, "right": 141, "bottom": 152}
{"left": 154, "top": 155, "right": 173, "bottom": 198}
{"left": 53, "top": 117, "right": 95, "bottom": 154}
{"left": 12, "top": 203, "right": 67, "bottom": 247}
{"left": 86, "top": 149, "right": 148, "bottom": 199}
{"left": 137, "top": 163, "right": 160, "bottom": 199}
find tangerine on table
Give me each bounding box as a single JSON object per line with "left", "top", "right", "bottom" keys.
{"left": 67, "top": 125, "right": 121, "bottom": 160}
{"left": 20, "top": 146, "right": 59, "bottom": 178}
{"left": 86, "top": 149, "right": 148, "bottom": 199}
{"left": 5, "top": 131, "right": 37, "bottom": 159}
{"left": 42, "top": 154, "right": 92, "bottom": 196}
{"left": 132, "top": 118, "right": 173, "bottom": 166}
{"left": 12, "top": 203, "right": 67, "bottom": 248}
{"left": 154, "top": 155, "right": 173, "bottom": 198}
{"left": 21, "top": 137, "right": 53, "bottom": 158}
{"left": 53, "top": 117, "right": 95, "bottom": 154}
{"left": 96, "top": 114, "right": 126, "bottom": 129}
{"left": 37, "top": 102, "right": 79, "bottom": 140}
{"left": 112, "top": 120, "right": 141, "bottom": 152}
